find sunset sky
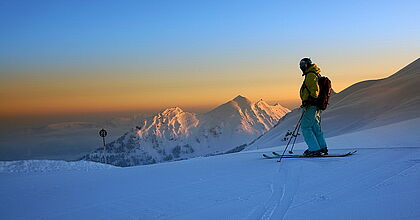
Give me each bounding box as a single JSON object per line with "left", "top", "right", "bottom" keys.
{"left": 1, "top": 0, "right": 419, "bottom": 117}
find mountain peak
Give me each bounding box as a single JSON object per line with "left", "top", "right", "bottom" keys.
{"left": 232, "top": 95, "right": 252, "bottom": 104}
{"left": 161, "top": 107, "right": 183, "bottom": 116}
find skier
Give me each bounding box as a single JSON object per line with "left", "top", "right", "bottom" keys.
{"left": 299, "top": 58, "right": 328, "bottom": 156}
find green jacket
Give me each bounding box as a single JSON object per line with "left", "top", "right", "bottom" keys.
{"left": 300, "top": 64, "right": 321, "bottom": 103}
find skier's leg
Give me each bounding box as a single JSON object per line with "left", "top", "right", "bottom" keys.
{"left": 312, "top": 110, "right": 327, "bottom": 149}
{"left": 300, "top": 106, "right": 321, "bottom": 152}
{"left": 312, "top": 123, "right": 327, "bottom": 149}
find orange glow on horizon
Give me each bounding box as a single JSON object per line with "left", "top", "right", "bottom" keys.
{"left": 1, "top": 57, "right": 415, "bottom": 117}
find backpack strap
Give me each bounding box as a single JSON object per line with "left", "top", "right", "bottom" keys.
{"left": 307, "top": 70, "right": 321, "bottom": 77}
{"left": 302, "top": 71, "right": 319, "bottom": 94}
{"left": 301, "top": 79, "right": 310, "bottom": 93}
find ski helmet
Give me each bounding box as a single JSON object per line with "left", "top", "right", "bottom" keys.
{"left": 299, "top": 58, "right": 312, "bottom": 72}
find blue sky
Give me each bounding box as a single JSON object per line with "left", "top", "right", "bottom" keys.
{"left": 0, "top": 0, "right": 419, "bottom": 116}
{"left": 1, "top": 0, "right": 418, "bottom": 70}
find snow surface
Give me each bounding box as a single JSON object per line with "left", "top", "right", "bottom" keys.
{"left": 0, "top": 160, "right": 116, "bottom": 173}
{"left": 1, "top": 118, "right": 420, "bottom": 219}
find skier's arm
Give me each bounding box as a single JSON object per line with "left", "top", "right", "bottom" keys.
{"left": 305, "top": 73, "right": 319, "bottom": 98}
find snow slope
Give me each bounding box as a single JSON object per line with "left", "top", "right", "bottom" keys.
{"left": 0, "top": 160, "right": 115, "bottom": 173}
{"left": 1, "top": 117, "right": 419, "bottom": 219}
{"left": 83, "top": 96, "right": 290, "bottom": 166}
{"left": 247, "top": 58, "right": 420, "bottom": 150}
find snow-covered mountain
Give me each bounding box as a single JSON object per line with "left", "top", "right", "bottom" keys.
{"left": 83, "top": 95, "right": 290, "bottom": 166}
{"left": 247, "top": 58, "right": 420, "bottom": 150}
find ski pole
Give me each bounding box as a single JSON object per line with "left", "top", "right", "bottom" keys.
{"left": 278, "top": 109, "right": 305, "bottom": 163}
{"left": 288, "top": 119, "right": 302, "bottom": 154}
{"left": 286, "top": 115, "right": 303, "bottom": 154}
{"left": 289, "top": 108, "right": 322, "bottom": 154}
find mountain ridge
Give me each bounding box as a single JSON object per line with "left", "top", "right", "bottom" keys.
{"left": 84, "top": 96, "right": 290, "bottom": 166}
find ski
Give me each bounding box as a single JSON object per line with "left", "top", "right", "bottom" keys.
{"left": 262, "top": 150, "right": 357, "bottom": 159}
{"left": 272, "top": 151, "right": 281, "bottom": 156}
{"left": 280, "top": 150, "right": 357, "bottom": 158}
{"left": 263, "top": 154, "right": 278, "bottom": 159}
{"left": 262, "top": 152, "right": 285, "bottom": 158}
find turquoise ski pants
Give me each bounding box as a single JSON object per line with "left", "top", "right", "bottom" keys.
{"left": 301, "top": 106, "right": 327, "bottom": 151}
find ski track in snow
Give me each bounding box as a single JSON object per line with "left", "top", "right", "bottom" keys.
{"left": 247, "top": 162, "right": 301, "bottom": 220}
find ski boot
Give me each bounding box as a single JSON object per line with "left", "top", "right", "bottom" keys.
{"left": 303, "top": 149, "right": 322, "bottom": 157}
{"left": 319, "top": 147, "right": 328, "bottom": 155}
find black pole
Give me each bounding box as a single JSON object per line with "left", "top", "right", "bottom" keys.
{"left": 278, "top": 110, "right": 305, "bottom": 163}
{"left": 103, "top": 136, "right": 107, "bottom": 164}
{"left": 99, "top": 129, "right": 108, "bottom": 164}
{"left": 102, "top": 137, "right": 106, "bottom": 149}
{"left": 288, "top": 120, "right": 302, "bottom": 154}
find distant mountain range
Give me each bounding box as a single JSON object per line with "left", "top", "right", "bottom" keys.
{"left": 247, "top": 58, "right": 420, "bottom": 150}
{"left": 83, "top": 96, "right": 290, "bottom": 166}
{"left": 0, "top": 113, "right": 153, "bottom": 161}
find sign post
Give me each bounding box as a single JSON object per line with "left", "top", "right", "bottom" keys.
{"left": 99, "top": 129, "right": 108, "bottom": 163}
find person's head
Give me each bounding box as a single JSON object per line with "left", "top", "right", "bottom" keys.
{"left": 299, "top": 58, "right": 312, "bottom": 72}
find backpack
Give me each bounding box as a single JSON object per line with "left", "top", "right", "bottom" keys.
{"left": 316, "top": 76, "right": 332, "bottom": 110}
